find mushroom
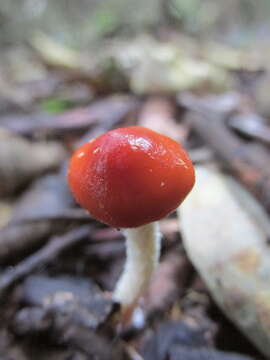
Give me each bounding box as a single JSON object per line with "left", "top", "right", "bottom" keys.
{"left": 68, "top": 126, "right": 195, "bottom": 318}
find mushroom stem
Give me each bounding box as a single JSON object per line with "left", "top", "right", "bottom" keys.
{"left": 113, "top": 221, "right": 161, "bottom": 312}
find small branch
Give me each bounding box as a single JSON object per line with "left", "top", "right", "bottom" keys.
{"left": 0, "top": 174, "right": 74, "bottom": 263}
{"left": 12, "top": 208, "right": 91, "bottom": 224}
{"left": 1, "top": 96, "right": 138, "bottom": 136}
{"left": 181, "top": 94, "right": 270, "bottom": 212}
{"left": 0, "top": 225, "right": 91, "bottom": 296}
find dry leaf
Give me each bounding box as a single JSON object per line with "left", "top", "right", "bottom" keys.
{"left": 178, "top": 166, "right": 270, "bottom": 358}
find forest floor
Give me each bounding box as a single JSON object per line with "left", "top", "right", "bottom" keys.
{"left": 0, "top": 32, "right": 269, "bottom": 360}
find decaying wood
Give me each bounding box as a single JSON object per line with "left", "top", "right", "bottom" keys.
{"left": 180, "top": 93, "right": 270, "bottom": 211}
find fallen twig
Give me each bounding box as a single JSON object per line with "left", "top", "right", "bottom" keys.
{"left": 0, "top": 225, "right": 91, "bottom": 296}
{"left": 0, "top": 174, "right": 74, "bottom": 263}
{"left": 11, "top": 208, "right": 90, "bottom": 224}
{"left": 1, "top": 95, "right": 138, "bottom": 136}
{"left": 180, "top": 93, "right": 270, "bottom": 211}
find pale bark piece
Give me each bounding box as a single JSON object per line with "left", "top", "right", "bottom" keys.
{"left": 178, "top": 166, "right": 270, "bottom": 358}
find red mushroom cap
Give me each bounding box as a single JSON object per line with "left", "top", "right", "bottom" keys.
{"left": 68, "top": 126, "right": 195, "bottom": 228}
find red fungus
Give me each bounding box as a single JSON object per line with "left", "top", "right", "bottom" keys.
{"left": 68, "top": 126, "right": 194, "bottom": 228}
{"left": 68, "top": 126, "right": 195, "bottom": 318}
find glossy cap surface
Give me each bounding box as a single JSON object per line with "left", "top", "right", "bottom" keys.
{"left": 68, "top": 126, "right": 195, "bottom": 228}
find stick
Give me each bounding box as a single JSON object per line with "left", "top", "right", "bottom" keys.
{"left": 0, "top": 225, "right": 91, "bottom": 296}
{"left": 181, "top": 94, "right": 270, "bottom": 211}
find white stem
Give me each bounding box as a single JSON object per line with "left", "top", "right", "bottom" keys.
{"left": 113, "top": 222, "right": 161, "bottom": 310}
